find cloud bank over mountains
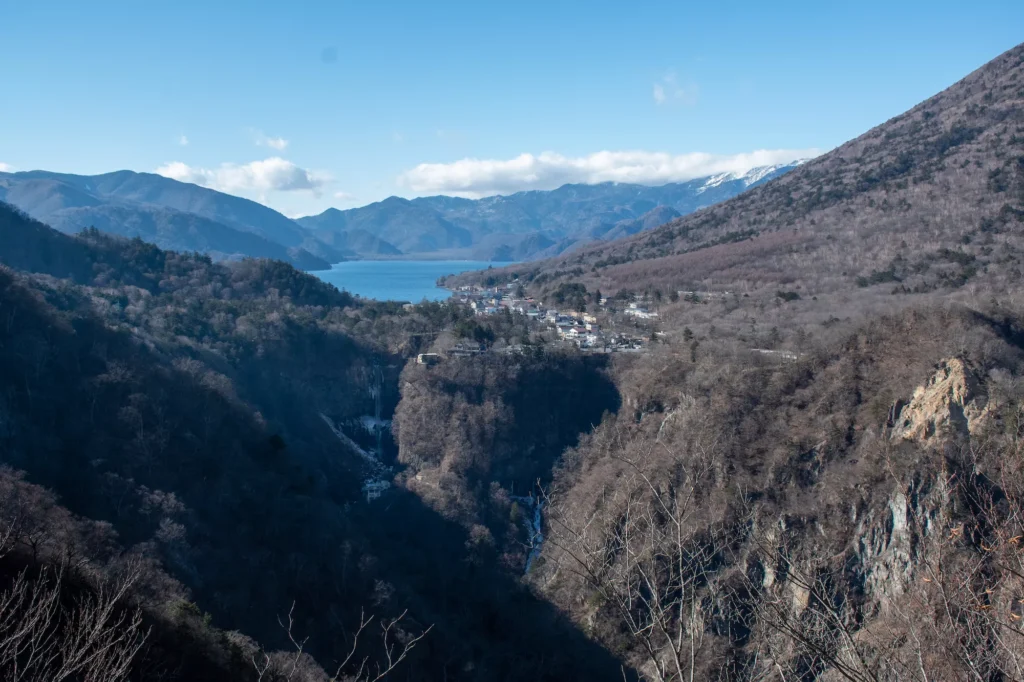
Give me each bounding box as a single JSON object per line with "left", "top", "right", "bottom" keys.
{"left": 156, "top": 157, "right": 327, "bottom": 197}
{"left": 149, "top": 146, "right": 820, "bottom": 214}
{"left": 398, "top": 148, "right": 821, "bottom": 198}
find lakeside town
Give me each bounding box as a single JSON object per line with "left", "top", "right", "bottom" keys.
{"left": 410, "top": 281, "right": 801, "bottom": 369}
{"left": 446, "top": 281, "right": 658, "bottom": 353}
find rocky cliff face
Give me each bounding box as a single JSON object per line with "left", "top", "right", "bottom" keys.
{"left": 534, "top": 308, "right": 1024, "bottom": 680}
{"left": 852, "top": 476, "right": 948, "bottom": 607}
{"left": 768, "top": 352, "right": 1016, "bottom": 680}
{"left": 890, "top": 358, "right": 991, "bottom": 442}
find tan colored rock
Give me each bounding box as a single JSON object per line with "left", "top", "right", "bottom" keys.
{"left": 891, "top": 358, "right": 989, "bottom": 442}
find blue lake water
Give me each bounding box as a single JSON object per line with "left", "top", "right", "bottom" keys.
{"left": 309, "top": 260, "right": 497, "bottom": 302}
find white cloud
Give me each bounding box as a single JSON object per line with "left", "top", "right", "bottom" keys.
{"left": 0, "top": 162, "right": 13, "bottom": 173}
{"left": 178, "top": 134, "right": 189, "bottom": 146}
{"left": 333, "top": 190, "right": 356, "bottom": 200}
{"left": 398, "top": 148, "right": 820, "bottom": 198}
{"left": 653, "top": 72, "right": 698, "bottom": 107}
{"left": 251, "top": 129, "right": 289, "bottom": 151}
{"left": 156, "top": 157, "right": 327, "bottom": 196}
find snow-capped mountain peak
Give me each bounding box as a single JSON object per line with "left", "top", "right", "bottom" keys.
{"left": 696, "top": 160, "right": 805, "bottom": 194}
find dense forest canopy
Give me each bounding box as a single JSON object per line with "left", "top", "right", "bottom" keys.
{"left": 0, "top": 200, "right": 630, "bottom": 680}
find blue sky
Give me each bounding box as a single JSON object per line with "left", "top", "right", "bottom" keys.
{"left": 1, "top": 1, "right": 1021, "bottom": 217}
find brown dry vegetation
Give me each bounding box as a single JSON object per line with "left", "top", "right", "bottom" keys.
{"left": 0, "top": 204, "right": 632, "bottom": 681}
{"left": 535, "top": 305, "right": 1024, "bottom": 680}
{"left": 414, "top": 45, "right": 1024, "bottom": 681}
{"left": 452, "top": 43, "right": 1024, "bottom": 325}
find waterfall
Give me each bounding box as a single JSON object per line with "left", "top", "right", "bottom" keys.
{"left": 373, "top": 361, "right": 384, "bottom": 460}
{"left": 511, "top": 493, "right": 545, "bottom": 574}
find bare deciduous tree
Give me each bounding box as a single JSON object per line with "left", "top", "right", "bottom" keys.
{"left": 544, "top": 430, "right": 727, "bottom": 682}
{"left": 252, "top": 603, "right": 432, "bottom": 682}
{"left": 745, "top": 426, "right": 1024, "bottom": 682}
{"left": 0, "top": 561, "right": 147, "bottom": 682}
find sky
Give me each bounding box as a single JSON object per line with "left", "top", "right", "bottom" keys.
{"left": 1, "top": 1, "right": 1021, "bottom": 218}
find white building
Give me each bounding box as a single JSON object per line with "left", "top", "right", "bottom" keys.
{"left": 625, "top": 303, "right": 659, "bottom": 319}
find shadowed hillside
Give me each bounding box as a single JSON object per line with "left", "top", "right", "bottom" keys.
{"left": 0, "top": 172, "right": 336, "bottom": 269}
{"left": 0, "top": 203, "right": 637, "bottom": 681}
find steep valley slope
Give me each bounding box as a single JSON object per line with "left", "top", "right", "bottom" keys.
{"left": 449, "top": 43, "right": 1024, "bottom": 325}
{"left": 0, "top": 203, "right": 628, "bottom": 682}
{"left": 424, "top": 42, "right": 1024, "bottom": 681}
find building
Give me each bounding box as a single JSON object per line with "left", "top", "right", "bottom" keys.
{"left": 448, "top": 342, "right": 484, "bottom": 357}
{"left": 416, "top": 353, "right": 441, "bottom": 366}
{"left": 625, "top": 302, "right": 659, "bottom": 319}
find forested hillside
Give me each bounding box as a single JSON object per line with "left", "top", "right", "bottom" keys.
{"left": 0, "top": 201, "right": 630, "bottom": 681}
{"left": 296, "top": 163, "right": 799, "bottom": 261}
{"left": 0, "top": 161, "right": 799, "bottom": 267}
{"left": 424, "top": 42, "right": 1024, "bottom": 681}
{"left": 0, "top": 170, "right": 337, "bottom": 270}
{"left": 393, "top": 350, "right": 620, "bottom": 567}
{"left": 533, "top": 305, "right": 1024, "bottom": 680}
{"left": 453, "top": 44, "right": 1024, "bottom": 307}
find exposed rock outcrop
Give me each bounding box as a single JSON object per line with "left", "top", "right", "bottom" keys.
{"left": 890, "top": 358, "right": 989, "bottom": 443}
{"left": 852, "top": 477, "right": 948, "bottom": 608}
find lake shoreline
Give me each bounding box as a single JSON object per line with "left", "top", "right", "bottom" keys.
{"left": 309, "top": 260, "right": 499, "bottom": 303}
{"left": 316, "top": 255, "right": 513, "bottom": 264}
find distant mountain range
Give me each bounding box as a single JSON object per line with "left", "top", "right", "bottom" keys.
{"left": 0, "top": 169, "right": 340, "bottom": 270}
{"left": 0, "top": 163, "right": 802, "bottom": 268}
{"left": 296, "top": 163, "right": 802, "bottom": 260}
